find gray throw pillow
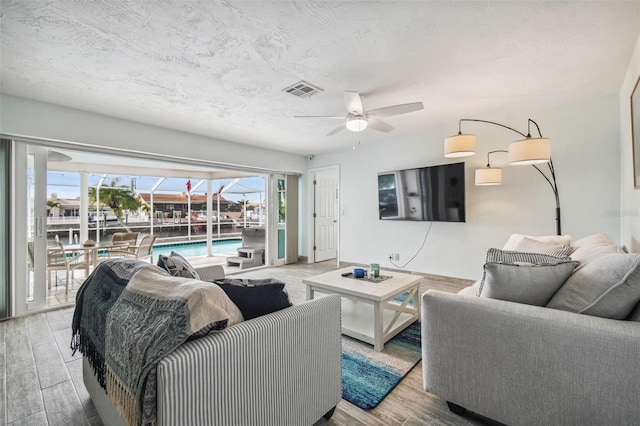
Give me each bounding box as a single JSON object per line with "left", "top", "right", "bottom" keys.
{"left": 546, "top": 253, "right": 640, "bottom": 319}
{"left": 480, "top": 261, "right": 579, "bottom": 306}
{"left": 477, "top": 248, "right": 573, "bottom": 296}
{"left": 157, "top": 251, "right": 200, "bottom": 280}
{"left": 486, "top": 248, "right": 572, "bottom": 264}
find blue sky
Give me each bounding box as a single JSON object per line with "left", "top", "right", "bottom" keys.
{"left": 47, "top": 172, "right": 266, "bottom": 203}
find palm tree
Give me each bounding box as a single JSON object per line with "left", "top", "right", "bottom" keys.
{"left": 228, "top": 199, "right": 248, "bottom": 213}
{"left": 140, "top": 202, "right": 154, "bottom": 215}
{"left": 46, "top": 199, "right": 61, "bottom": 218}
{"left": 140, "top": 202, "right": 155, "bottom": 221}
{"left": 88, "top": 178, "right": 140, "bottom": 222}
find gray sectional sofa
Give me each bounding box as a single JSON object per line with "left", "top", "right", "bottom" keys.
{"left": 421, "top": 233, "right": 640, "bottom": 426}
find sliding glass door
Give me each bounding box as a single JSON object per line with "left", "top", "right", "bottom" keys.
{"left": 13, "top": 142, "right": 49, "bottom": 314}
{"left": 0, "top": 140, "right": 10, "bottom": 319}
{"left": 267, "top": 173, "right": 298, "bottom": 266}
{"left": 5, "top": 137, "right": 289, "bottom": 317}
{"left": 269, "top": 174, "right": 286, "bottom": 266}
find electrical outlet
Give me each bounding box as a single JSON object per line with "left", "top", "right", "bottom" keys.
{"left": 394, "top": 253, "right": 400, "bottom": 261}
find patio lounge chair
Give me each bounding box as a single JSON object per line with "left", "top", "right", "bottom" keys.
{"left": 47, "top": 241, "right": 89, "bottom": 294}
{"left": 126, "top": 235, "right": 157, "bottom": 262}
{"left": 108, "top": 232, "right": 139, "bottom": 258}
{"left": 227, "top": 227, "right": 265, "bottom": 270}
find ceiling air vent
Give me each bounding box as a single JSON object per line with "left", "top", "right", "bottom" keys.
{"left": 282, "top": 80, "right": 323, "bottom": 98}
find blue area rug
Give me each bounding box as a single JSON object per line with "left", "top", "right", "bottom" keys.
{"left": 341, "top": 321, "right": 421, "bottom": 410}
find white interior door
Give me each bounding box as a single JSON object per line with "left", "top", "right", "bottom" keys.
{"left": 311, "top": 166, "right": 339, "bottom": 263}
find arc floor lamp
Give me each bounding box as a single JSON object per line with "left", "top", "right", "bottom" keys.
{"left": 444, "top": 119, "right": 562, "bottom": 235}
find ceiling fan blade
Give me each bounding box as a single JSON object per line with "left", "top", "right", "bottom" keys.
{"left": 327, "top": 124, "right": 346, "bottom": 136}
{"left": 294, "top": 115, "right": 345, "bottom": 119}
{"left": 367, "top": 101, "right": 424, "bottom": 118}
{"left": 344, "top": 91, "right": 364, "bottom": 115}
{"left": 367, "top": 117, "right": 394, "bottom": 133}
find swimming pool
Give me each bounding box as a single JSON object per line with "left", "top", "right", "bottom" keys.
{"left": 154, "top": 239, "right": 241, "bottom": 258}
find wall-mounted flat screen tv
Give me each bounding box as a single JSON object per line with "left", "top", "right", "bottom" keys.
{"left": 378, "top": 162, "right": 465, "bottom": 222}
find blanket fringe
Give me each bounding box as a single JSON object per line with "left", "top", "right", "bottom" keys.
{"left": 107, "top": 369, "right": 138, "bottom": 426}
{"left": 74, "top": 328, "right": 107, "bottom": 388}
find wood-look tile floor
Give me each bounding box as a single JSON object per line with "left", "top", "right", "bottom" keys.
{"left": 1, "top": 261, "right": 497, "bottom": 426}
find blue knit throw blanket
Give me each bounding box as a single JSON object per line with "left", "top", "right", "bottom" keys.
{"left": 73, "top": 261, "right": 241, "bottom": 426}
{"left": 106, "top": 265, "right": 240, "bottom": 425}
{"left": 71, "top": 260, "right": 149, "bottom": 388}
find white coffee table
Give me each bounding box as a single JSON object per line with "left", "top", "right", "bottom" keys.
{"left": 303, "top": 266, "right": 421, "bottom": 351}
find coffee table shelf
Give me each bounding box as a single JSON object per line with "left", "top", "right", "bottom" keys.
{"left": 340, "top": 298, "right": 417, "bottom": 347}
{"left": 303, "top": 267, "right": 421, "bottom": 351}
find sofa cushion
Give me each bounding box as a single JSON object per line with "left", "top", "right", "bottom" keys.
{"left": 480, "top": 261, "right": 579, "bottom": 306}
{"left": 546, "top": 253, "right": 640, "bottom": 319}
{"left": 157, "top": 251, "right": 200, "bottom": 280}
{"left": 628, "top": 303, "right": 640, "bottom": 322}
{"left": 477, "top": 248, "right": 573, "bottom": 296}
{"left": 510, "top": 237, "right": 573, "bottom": 258}
{"left": 569, "top": 233, "right": 626, "bottom": 263}
{"left": 502, "top": 233, "right": 572, "bottom": 251}
{"left": 213, "top": 278, "right": 292, "bottom": 320}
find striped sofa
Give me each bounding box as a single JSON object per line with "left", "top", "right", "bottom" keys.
{"left": 83, "top": 294, "right": 342, "bottom": 426}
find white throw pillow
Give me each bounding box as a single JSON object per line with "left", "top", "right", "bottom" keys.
{"left": 502, "top": 233, "right": 572, "bottom": 251}
{"left": 511, "top": 237, "right": 573, "bottom": 257}
{"left": 458, "top": 280, "right": 481, "bottom": 296}
{"left": 570, "top": 233, "right": 625, "bottom": 263}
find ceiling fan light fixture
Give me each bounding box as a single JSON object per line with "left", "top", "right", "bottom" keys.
{"left": 346, "top": 116, "right": 368, "bottom": 132}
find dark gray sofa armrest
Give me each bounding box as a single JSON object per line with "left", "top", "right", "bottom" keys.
{"left": 421, "top": 290, "right": 640, "bottom": 426}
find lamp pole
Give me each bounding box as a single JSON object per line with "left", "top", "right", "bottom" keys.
{"left": 459, "top": 119, "right": 562, "bottom": 235}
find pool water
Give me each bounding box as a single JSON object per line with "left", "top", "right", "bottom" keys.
{"left": 154, "top": 239, "right": 241, "bottom": 258}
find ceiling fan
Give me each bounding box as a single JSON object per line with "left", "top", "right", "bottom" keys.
{"left": 294, "top": 91, "right": 424, "bottom": 136}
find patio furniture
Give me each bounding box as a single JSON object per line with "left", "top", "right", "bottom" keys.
{"left": 46, "top": 241, "right": 89, "bottom": 294}
{"left": 126, "top": 235, "right": 157, "bottom": 262}
{"left": 227, "top": 227, "right": 265, "bottom": 269}
{"left": 108, "top": 232, "right": 139, "bottom": 258}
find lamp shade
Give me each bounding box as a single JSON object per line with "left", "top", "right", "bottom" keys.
{"left": 475, "top": 167, "right": 502, "bottom": 185}
{"left": 508, "top": 137, "right": 550, "bottom": 165}
{"left": 444, "top": 133, "right": 476, "bottom": 157}
{"left": 346, "top": 116, "right": 367, "bottom": 132}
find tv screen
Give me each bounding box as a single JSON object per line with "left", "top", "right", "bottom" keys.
{"left": 378, "top": 162, "right": 465, "bottom": 222}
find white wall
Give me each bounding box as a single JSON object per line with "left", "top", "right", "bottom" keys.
{"left": 308, "top": 95, "right": 621, "bottom": 279}
{"left": 620, "top": 33, "right": 640, "bottom": 252}
{"left": 0, "top": 94, "right": 306, "bottom": 174}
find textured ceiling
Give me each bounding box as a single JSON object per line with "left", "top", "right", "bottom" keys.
{"left": 1, "top": 1, "right": 639, "bottom": 156}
